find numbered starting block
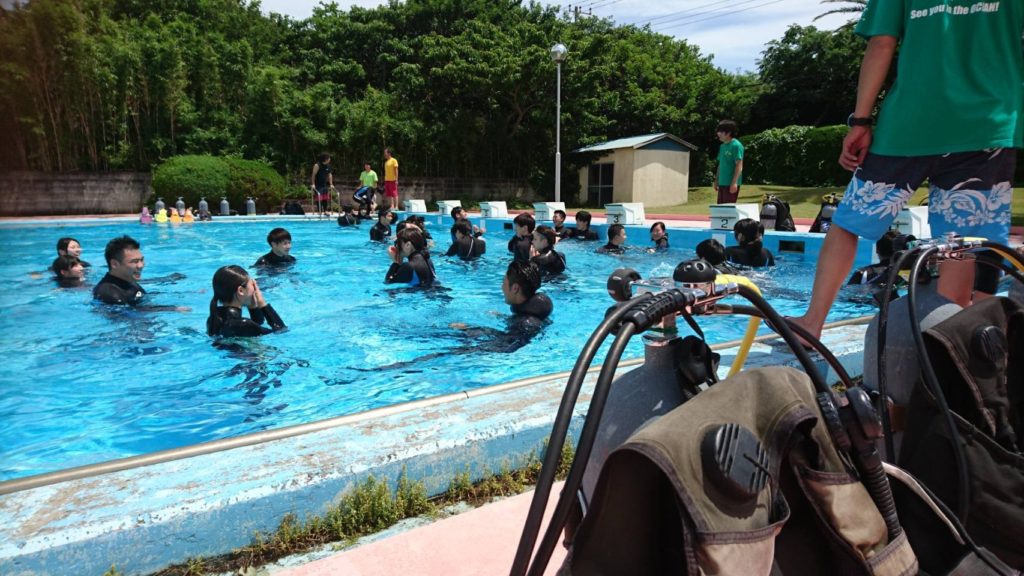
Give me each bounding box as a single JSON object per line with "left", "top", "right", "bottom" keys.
{"left": 436, "top": 200, "right": 462, "bottom": 216}
{"left": 604, "top": 203, "right": 645, "bottom": 226}
{"left": 403, "top": 199, "right": 427, "bottom": 213}
{"left": 709, "top": 203, "right": 760, "bottom": 231}
{"left": 480, "top": 201, "right": 508, "bottom": 218}
{"left": 533, "top": 202, "right": 566, "bottom": 221}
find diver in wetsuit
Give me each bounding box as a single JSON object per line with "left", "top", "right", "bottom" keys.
{"left": 54, "top": 237, "right": 92, "bottom": 268}
{"left": 52, "top": 254, "right": 86, "bottom": 288}
{"left": 385, "top": 226, "right": 436, "bottom": 286}
{"left": 695, "top": 238, "right": 741, "bottom": 275}
{"left": 370, "top": 208, "right": 393, "bottom": 242}
{"left": 530, "top": 225, "right": 566, "bottom": 276}
{"left": 649, "top": 221, "right": 669, "bottom": 252}
{"left": 446, "top": 220, "right": 486, "bottom": 261}
{"left": 508, "top": 212, "right": 535, "bottom": 263}
{"left": 254, "top": 228, "right": 296, "bottom": 267}
{"left": 552, "top": 210, "right": 571, "bottom": 239}
{"left": 724, "top": 218, "right": 774, "bottom": 267}
{"left": 337, "top": 205, "right": 359, "bottom": 227}
{"left": 206, "top": 265, "right": 287, "bottom": 337}
{"left": 93, "top": 235, "right": 186, "bottom": 311}
{"left": 568, "top": 211, "right": 600, "bottom": 241}
{"left": 484, "top": 260, "right": 553, "bottom": 352}
{"left": 597, "top": 224, "right": 627, "bottom": 255}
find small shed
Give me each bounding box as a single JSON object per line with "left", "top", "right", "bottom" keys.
{"left": 573, "top": 133, "right": 697, "bottom": 207}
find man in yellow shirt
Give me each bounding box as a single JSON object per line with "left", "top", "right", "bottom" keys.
{"left": 383, "top": 147, "right": 399, "bottom": 210}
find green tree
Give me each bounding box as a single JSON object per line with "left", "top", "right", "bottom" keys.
{"left": 747, "top": 25, "right": 865, "bottom": 133}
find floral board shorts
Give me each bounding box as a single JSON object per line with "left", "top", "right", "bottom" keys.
{"left": 833, "top": 148, "right": 1016, "bottom": 245}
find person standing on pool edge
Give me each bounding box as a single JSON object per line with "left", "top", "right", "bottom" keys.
{"left": 713, "top": 120, "right": 743, "bottom": 204}
{"left": 383, "top": 147, "right": 399, "bottom": 211}
{"left": 310, "top": 153, "right": 334, "bottom": 216}
{"left": 791, "top": 0, "right": 1023, "bottom": 344}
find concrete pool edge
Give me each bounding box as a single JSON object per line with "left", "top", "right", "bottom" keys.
{"left": 0, "top": 320, "right": 869, "bottom": 575}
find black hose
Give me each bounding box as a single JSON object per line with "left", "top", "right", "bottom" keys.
{"left": 724, "top": 304, "right": 857, "bottom": 391}
{"left": 906, "top": 247, "right": 971, "bottom": 523}
{"left": 509, "top": 294, "right": 651, "bottom": 576}
{"left": 525, "top": 322, "right": 638, "bottom": 576}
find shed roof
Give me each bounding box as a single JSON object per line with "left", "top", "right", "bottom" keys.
{"left": 573, "top": 132, "right": 698, "bottom": 153}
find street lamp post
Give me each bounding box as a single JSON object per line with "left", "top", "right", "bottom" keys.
{"left": 550, "top": 43, "right": 567, "bottom": 203}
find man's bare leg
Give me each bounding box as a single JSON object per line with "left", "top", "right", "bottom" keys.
{"left": 790, "top": 225, "right": 860, "bottom": 342}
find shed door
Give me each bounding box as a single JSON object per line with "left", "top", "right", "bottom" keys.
{"left": 587, "top": 163, "right": 614, "bottom": 207}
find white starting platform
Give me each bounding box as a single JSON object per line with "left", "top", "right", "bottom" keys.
{"left": 403, "top": 199, "right": 428, "bottom": 213}
{"left": 533, "top": 202, "right": 566, "bottom": 221}
{"left": 436, "top": 200, "right": 462, "bottom": 217}
{"left": 479, "top": 201, "right": 508, "bottom": 218}
{"left": 892, "top": 206, "right": 931, "bottom": 239}
{"left": 604, "top": 203, "right": 645, "bottom": 226}
{"left": 709, "top": 203, "right": 760, "bottom": 231}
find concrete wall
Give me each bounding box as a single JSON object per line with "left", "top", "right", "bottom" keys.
{"left": 633, "top": 148, "right": 689, "bottom": 207}
{"left": 0, "top": 173, "right": 536, "bottom": 217}
{"left": 395, "top": 177, "right": 537, "bottom": 205}
{"left": 0, "top": 172, "right": 152, "bottom": 217}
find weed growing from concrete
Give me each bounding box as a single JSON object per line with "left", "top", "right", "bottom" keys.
{"left": 149, "top": 440, "right": 574, "bottom": 575}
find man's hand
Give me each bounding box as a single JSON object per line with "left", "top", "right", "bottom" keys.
{"left": 728, "top": 184, "right": 738, "bottom": 195}
{"left": 839, "top": 125, "right": 873, "bottom": 171}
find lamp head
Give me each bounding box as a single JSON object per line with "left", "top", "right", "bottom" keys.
{"left": 550, "top": 43, "right": 567, "bottom": 63}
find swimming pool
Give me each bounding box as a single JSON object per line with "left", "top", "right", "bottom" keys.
{"left": 0, "top": 217, "right": 875, "bottom": 481}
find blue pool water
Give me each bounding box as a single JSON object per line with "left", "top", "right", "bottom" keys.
{"left": 0, "top": 218, "right": 875, "bottom": 481}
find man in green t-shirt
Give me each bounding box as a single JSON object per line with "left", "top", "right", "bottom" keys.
{"left": 714, "top": 119, "right": 744, "bottom": 204}
{"left": 793, "top": 0, "right": 1023, "bottom": 343}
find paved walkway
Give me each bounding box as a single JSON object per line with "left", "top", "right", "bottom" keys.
{"left": 275, "top": 483, "right": 567, "bottom": 576}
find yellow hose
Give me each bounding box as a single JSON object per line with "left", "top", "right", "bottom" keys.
{"left": 960, "top": 238, "right": 1024, "bottom": 274}
{"left": 716, "top": 274, "right": 762, "bottom": 377}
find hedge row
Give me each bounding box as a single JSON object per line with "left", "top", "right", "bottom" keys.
{"left": 151, "top": 155, "right": 287, "bottom": 213}
{"left": 741, "top": 125, "right": 850, "bottom": 187}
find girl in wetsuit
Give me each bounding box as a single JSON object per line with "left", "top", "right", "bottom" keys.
{"left": 206, "top": 265, "right": 287, "bottom": 337}
{"left": 530, "top": 225, "right": 566, "bottom": 275}
{"left": 385, "top": 227, "right": 436, "bottom": 286}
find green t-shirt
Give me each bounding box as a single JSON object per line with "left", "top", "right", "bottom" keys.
{"left": 359, "top": 170, "right": 378, "bottom": 188}
{"left": 717, "top": 138, "right": 744, "bottom": 186}
{"left": 857, "top": 0, "right": 1024, "bottom": 156}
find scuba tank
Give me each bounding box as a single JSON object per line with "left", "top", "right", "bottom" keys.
{"left": 155, "top": 197, "right": 165, "bottom": 214}
{"left": 759, "top": 195, "right": 778, "bottom": 230}
{"left": 175, "top": 197, "right": 185, "bottom": 217}
{"left": 219, "top": 197, "right": 230, "bottom": 216}
{"left": 198, "top": 197, "right": 209, "bottom": 214}
{"left": 810, "top": 193, "right": 841, "bottom": 233}
{"left": 246, "top": 197, "right": 256, "bottom": 216}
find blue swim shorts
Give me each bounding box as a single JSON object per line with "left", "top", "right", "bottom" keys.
{"left": 832, "top": 148, "right": 1016, "bottom": 244}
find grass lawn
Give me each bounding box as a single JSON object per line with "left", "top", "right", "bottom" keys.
{"left": 567, "top": 184, "right": 1024, "bottom": 226}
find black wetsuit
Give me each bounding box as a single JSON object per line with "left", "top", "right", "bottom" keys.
{"left": 848, "top": 262, "right": 892, "bottom": 286}
{"left": 725, "top": 242, "right": 775, "bottom": 267}
{"left": 531, "top": 249, "right": 566, "bottom": 275}
{"left": 507, "top": 235, "right": 532, "bottom": 263}
{"left": 93, "top": 273, "right": 146, "bottom": 305}
{"left": 712, "top": 262, "right": 742, "bottom": 276}
{"left": 446, "top": 236, "right": 486, "bottom": 261}
{"left": 597, "top": 242, "right": 625, "bottom": 255}
{"left": 337, "top": 213, "right": 358, "bottom": 227}
{"left": 370, "top": 222, "right": 391, "bottom": 242}
{"left": 254, "top": 252, "right": 296, "bottom": 267}
{"left": 553, "top": 224, "right": 571, "bottom": 239}
{"left": 210, "top": 304, "right": 287, "bottom": 337}
{"left": 569, "top": 227, "right": 600, "bottom": 241}
{"left": 652, "top": 237, "right": 669, "bottom": 251}
{"left": 385, "top": 251, "right": 436, "bottom": 286}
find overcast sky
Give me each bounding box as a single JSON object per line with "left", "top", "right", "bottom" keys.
{"left": 256, "top": 0, "right": 854, "bottom": 73}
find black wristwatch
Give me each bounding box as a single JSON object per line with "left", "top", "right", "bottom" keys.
{"left": 847, "top": 114, "right": 873, "bottom": 127}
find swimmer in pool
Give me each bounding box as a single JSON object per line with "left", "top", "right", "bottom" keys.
{"left": 206, "top": 265, "right": 287, "bottom": 337}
